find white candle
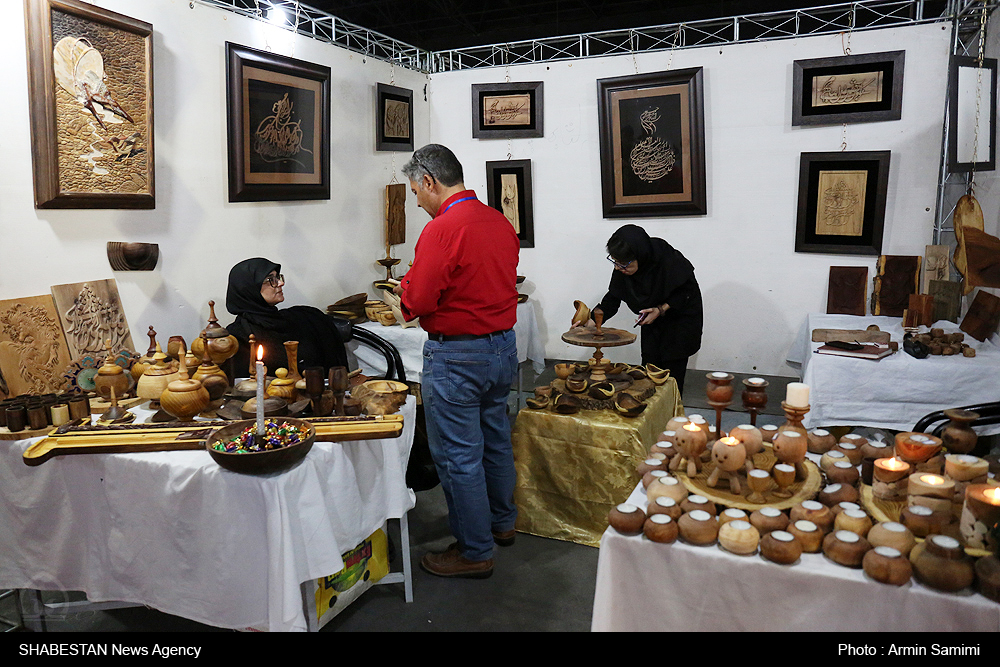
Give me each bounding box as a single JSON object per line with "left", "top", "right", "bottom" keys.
{"left": 785, "top": 382, "right": 810, "bottom": 408}
{"left": 256, "top": 343, "right": 265, "bottom": 436}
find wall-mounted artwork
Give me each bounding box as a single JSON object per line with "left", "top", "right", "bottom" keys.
{"left": 597, "top": 68, "right": 707, "bottom": 217}
{"left": 792, "top": 51, "right": 904, "bottom": 126}
{"left": 24, "top": 0, "right": 154, "bottom": 209}
{"left": 0, "top": 295, "right": 73, "bottom": 398}
{"left": 385, "top": 183, "right": 406, "bottom": 246}
{"left": 226, "top": 42, "right": 330, "bottom": 202}
{"left": 948, "top": 55, "right": 997, "bottom": 173}
{"left": 826, "top": 266, "right": 868, "bottom": 316}
{"left": 376, "top": 83, "right": 414, "bottom": 151}
{"left": 486, "top": 160, "right": 534, "bottom": 248}
{"left": 795, "top": 151, "right": 891, "bottom": 256}
{"left": 50, "top": 279, "right": 135, "bottom": 359}
{"left": 872, "top": 255, "right": 920, "bottom": 317}
{"left": 472, "top": 82, "right": 543, "bottom": 139}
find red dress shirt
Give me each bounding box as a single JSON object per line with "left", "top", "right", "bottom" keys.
{"left": 400, "top": 190, "right": 519, "bottom": 336}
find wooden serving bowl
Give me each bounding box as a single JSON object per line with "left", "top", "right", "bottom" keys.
{"left": 206, "top": 418, "right": 316, "bottom": 475}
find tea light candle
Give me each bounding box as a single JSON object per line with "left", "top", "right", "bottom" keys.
{"left": 760, "top": 424, "right": 779, "bottom": 443}
{"left": 255, "top": 343, "right": 266, "bottom": 436}
{"left": 785, "top": 382, "right": 810, "bottom": 408}
{"left": 960, "top": 484, "right": 1000, "bottom": 551}
{"left": 908, "top": 473, "right": 955, "bottom": 500}
{"left": 874, "top": 457, "right": 910, "bottom": 483}
{"left": 945, "top": 454, "right": 989, "bottom": 482}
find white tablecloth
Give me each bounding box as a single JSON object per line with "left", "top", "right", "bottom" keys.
{"left": 591, "top": 483, "right": 1000, "bottom": 632}
{"left": 786, "top": 313, "right": 1000, "bottom": 432}
{"left": 347, "top": 300, "right": 546, "bottom": 383}
{"left": 0, "top": 397, "right": 417, "bottom": 632}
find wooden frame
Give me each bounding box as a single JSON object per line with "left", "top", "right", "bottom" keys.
{"left": 948, "top": 55, "right": 997, "bottom": 173}
{"left": 486, "top": 160, "right": 534, "bottom": 248}
{"left": 795, "top": 151, "right": 891, "bottom": 256}
{"left": 597, "top": 68, "right": 707, "bottom": 218}
{"left": 376, "top": 83, "right": 414, "bottom": 152}
{"left": 472, "top": 82, "right": 543, "bottom": 139}
{"left": 24, "top": 0, "right": 154, "bottom": 209}
{"left": 225, "top": 42, "right": 330, "bottom": 202}
{"left": 792, "top": 51, "right": 905, "bottom": 126}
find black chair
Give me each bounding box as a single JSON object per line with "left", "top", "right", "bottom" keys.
{"left": 328, "top": 316, "right": 406, "bottom": 383}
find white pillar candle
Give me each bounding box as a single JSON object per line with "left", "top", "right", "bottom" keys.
{"left": 785, "top": 382, "right": 810, "bottom": 407}
{"left": 255, "top": 344, "right": 265, "bottom": 436}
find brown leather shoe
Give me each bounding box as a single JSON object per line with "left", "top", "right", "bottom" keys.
{"left": 420, "top": 545, "right": 494, "bottom": 579}
{"left": 492, "top": 529, "right": 516, "bottom": 547}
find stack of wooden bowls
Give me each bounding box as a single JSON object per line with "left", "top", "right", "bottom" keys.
{"left": 327, "top": 293, "right": 368, "bottom": 322}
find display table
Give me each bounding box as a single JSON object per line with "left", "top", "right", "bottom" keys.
{"left": 348, "top": 300, "right": 547, "bottom": 382}
{"left": 512, "top": 380, "right": 683, "bottom": 547}
{"left": 591, "top": 483, "right": 1000, "bottom": 632}
{"left": 0, "top": 398, "right": 417, "bottom": 632}
{"left": 787, "top": 313, "right": 1000, "bottom": 432}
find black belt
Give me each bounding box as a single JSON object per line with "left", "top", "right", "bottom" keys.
{"left": 427, "top": 329, "right": 511, "bottom": 342}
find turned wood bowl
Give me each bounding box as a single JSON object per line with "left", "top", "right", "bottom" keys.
{"left": 750, "top": 507, "right": 789, "bottom": 534}
{"left": 760, "top": 529, "right": 802, "bottom": 565}
{"left": 206, "top": 418, "right": 316, "bottom": 475}
{"left": 678, "top": 509, "right": 719, "bottom": 545}
{"left": 608, "top": 503, "right": 646, "bottom": 535}
{"left": 823, "top": 530, "right": 871, "bottom": 568}
{"left": 643, "top": 514, "right": 679, "bottom": 543}
{"left": 863, "top": 546, "right": 913, "bottom": 586}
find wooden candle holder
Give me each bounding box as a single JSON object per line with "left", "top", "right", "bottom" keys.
{"left": 960, "top": 484, "right": 1000, "bottom": 552}
{"left": 741, "top": 377, "right": 768, "bottom": 426}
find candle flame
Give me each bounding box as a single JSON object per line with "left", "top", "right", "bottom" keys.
{"left": 985, "top": 487, "right": 1000, "bottom": 504}
{"left": 920, "top": 475, "right": 944, "bottom": 485}
{"left": 881, "top": 457, "right": 906, "bottom": 471}
{"left": 257, "top": 344, "right": 264, "bottom": 361}
{"left": 683, "top": 422, "right": 701, "bottom": 432}
{"left": 721, "top": 436, "right": 739, "bottom": 446}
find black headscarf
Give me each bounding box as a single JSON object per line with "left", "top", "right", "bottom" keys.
{"left": 599, "top": 225, "right": 703, "bottom": 360}
{"left": 225, "top": 257, "right": 348, "bottom": 376}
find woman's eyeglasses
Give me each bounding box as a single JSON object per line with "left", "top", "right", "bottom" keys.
{"left": 263, "top": 274, "right": 284, "bottom": 288}
{"left": 607, "top": 255, "right": 633, "bottom": 270}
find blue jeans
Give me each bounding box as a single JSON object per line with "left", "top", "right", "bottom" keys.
{"left": 422, "top": 329, "right": 518, "bottom": 561}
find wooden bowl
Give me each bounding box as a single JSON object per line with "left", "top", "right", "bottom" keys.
{"left": 788, "top": 519, "right": 823, "bottom": 552}
{"left": 910, "top": 535, "right": 975, "bottom": 592}
{"left": 637, "top": 457, "right": 668, "bottom": 477}
{"left": 608, "top": 503, "right": 646, "bottom": 535}
{"left": 647, "top": 475, "right": 688, "bottom": 504}
{"left": 807, "top": 428, "right": 837, "bottom": 454}
{"left": 206, "top": 418, "right": 316, "bottom": 475}
{"left": 790, "top": 500, "right": 834, "bottom": 534}
{"left": 760, "top": 530, "right": 802, "bottom": 565}
{"left": 643, "top": 514, "right": 679, "bottom": 543}
{"left": 833, "top": 508, "right": 873, "bottom": 537}
{"left": 615, "top": 393, "right": 647, "bottom": 418}
{"left": 680, "top": 494, "right": 716, "bottom": 515}
{"left": 718, "top": 519, "right": 759, "bottom": 555}
{"left": 642, "top": 469, "right": 668, "bottom": 489}
{"left": 866, "top": 521, "right": 916, "bottom": 557}
{"left": 647, "top": 495, "right": 683, "bottom": 521}
{"left": 719, "top": 507, "right": 748, "bottom": 527}
{"left": 750, "top": 507, "right": 789, "bottom": 535}
{"left": 818, "top": 482, "right": 860, "bottom": 507}
{"left": 825, "top": 460, "right": 861, "bottom": 486}
{"left": 678, "top": 509, "right": 718, "bottom": 545}
{"left": 554, "top": 363, "right": 575, "bottom": 380}
{"left": 823, "top": 530, "right": 871, "bottom": 568}
{"left": 863, "top": 546, "right": 913, "bottom": 586}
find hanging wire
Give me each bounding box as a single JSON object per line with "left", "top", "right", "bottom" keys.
{"left": 969, "top": 0, "right": 989, "bottom": 196}
{"left": 838, "top": 9, "right": 857, "bottom": 151}
{"left": 666, "top": 24, "right": 683, "bottom": 71}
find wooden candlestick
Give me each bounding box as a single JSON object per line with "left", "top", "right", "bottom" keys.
{"left": 873, "top": 457, "right": 910, "bottom": 500}
{"left": 706, "top": 371, "right": 734, "bottom": 437}
{"left": 741, "top": 377, "right": 768, "bottom": 426}
{"left": 778, "top": 401, "right": 809, "bottom": 437}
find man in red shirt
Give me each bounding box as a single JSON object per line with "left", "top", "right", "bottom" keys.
{"left": 394, "top": 144, "right": 520, "bottom": 579}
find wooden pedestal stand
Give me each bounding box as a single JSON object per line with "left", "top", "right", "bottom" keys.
{"left": 560, "top": 308, "right": 636, "bottom": 382}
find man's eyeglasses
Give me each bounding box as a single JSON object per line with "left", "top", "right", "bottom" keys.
{"left": 263, "top": 274, "right": 284, "bottom": 288}
{"left": 413, "top": 155, "right": 436, "bottom": 183}
{"left": 607, "top": 255, "right": 633, "bottom": 270}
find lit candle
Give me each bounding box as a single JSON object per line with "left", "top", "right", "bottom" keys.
{"left": 785, "top": 382, "right": 810, "bottom": 408}
{"left": 908, "top": 472, "right": 955, "bottom": 500}
{"left": 944, "top": 454, "right": 989, "bottom": 482}
{"left": 874, "top": 457, "right": 910, "bottom": 483}
{"left": 256, "top": 343, "right": 265, "bottom": 436}
{"left": 960, "top": 484, "right": 1000, "bottom": 551}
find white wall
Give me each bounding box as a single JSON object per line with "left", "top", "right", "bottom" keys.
{"left": 0, "top": 0, "right": 428, "bottom": 345}
{"left": 428, "top": 23, "right": 953, "bottom": 376}
{"left": 0, "top": 3, "right": 960, "bottom": 379}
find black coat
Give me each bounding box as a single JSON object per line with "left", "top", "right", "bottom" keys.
{"left": 598, "top": 225, "right": 703, "bottom": 364}
{"left": 225, "top": 258, "right": 348, "bottom": 377}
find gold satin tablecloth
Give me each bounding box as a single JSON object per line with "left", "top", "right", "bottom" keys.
{"left": 512, "top": 380, "right": 683, "bottom": 547}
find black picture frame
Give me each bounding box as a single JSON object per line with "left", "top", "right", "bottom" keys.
{"left": 792, "top": 50, "right": 905, "bottom": 126}
{"left": 597, "top": 68, "right": 707, "bottom": 218}
{"left": 948, "top": 55, "right": 997, "bottom": 173}
{"left": 486, "top": 160, "right": 534, "bottom": 248}
{"left": 376, "top": 82, "right": 414, "bottom": 152}
{"left": 795, "top": 151, "right": 891, "bottom": 256}
{"left": 472, "top": 82, "right": 543, "bottom": 139}
{"left": 225, "top": 42, "right": 330, "bottom": 202}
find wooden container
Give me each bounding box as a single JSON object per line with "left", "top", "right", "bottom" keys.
{"left": 867, "top": 521, "right": 916, "bottom": 557}
{"left": 908, "top": 472, "right": 955, "bottom": 500}
{"left": 819, "top": 482, "right": 860, "bottom": 507}
{"left": 832, "top": 441, "right": 863, "bottom": 466}
{"left": 718, "top": 507, "right": 748, "bottom": 527}
{"left": 806, "top": 428, "right": 836, "bottom": 454}
{"left": 642, "top": 469, "right": 668, "bottom": 489}
{"left": 718, "top": 520, "right": 760, "bottom": 555}
{"left": 823, "top": 530, "right": 871, "bottom": 568}
{"left": 678, "top": 510, "right": 718, "bottom": 546}
{"left": 820, "top": 450, "right": 850, "bottom": 474}
{"left": 750, "top": 507, "right": 789, "bottom": 535}
{"left": 945, "top": 454, "right": 989, "bottom": 482}
{"left": 826, "top": 460, "right": 861, "bottom": 486}
{"left": 975, "top": 555, "right": 1000, "bottom": 603}
{"left": 637, "top": 457, "right": 668, "bottom": 477}
{"left": 901, "top": 504, "right": 950, "bottom": 538}
{"left": 159, "top": 378, "right": 210, "bottom": 421}
{"left": 863, "top": 546, "right": 913, "bottom": 586}
{"left": 833, "top": 508, "right": 873, "bottom": 537}
{"left": 759, "top": 424, "right": 779, "bottom": 443}
{"left": 646, "top": 475, "right": 688, "bottom": 504}
{"left": 728, "top": 424, "right": 763, "bottom": 465}
{"left": 788, "top": 519, "right": 823, "bottom": 553}
{"left": 680, "top": 494, "right": 716, "bottom": 516}
{"left": 790, "top": 500, "right": 834, "bottom": 534}
{"left": 910, "top": 535, "right": 975, "bottom": 592}
{"left": 832, "top": 501, "right": 861, "bottom": 516}
{"left": 608, "top": 503, "right": 646, "bottom": 535}
{"left": 647, "top": 496, "right": 683, "bottom": 521}
{"left": 895, "top": 432, "right": 943, "bottom": 465}
{"left": 760, "top": 530, "right": 802, "bottom": 565}
{"left": 960, "top": 484, "right": 1000, "bottom": 552}
{"left": 643, "top": 514, "right": 679, "bottom": 543}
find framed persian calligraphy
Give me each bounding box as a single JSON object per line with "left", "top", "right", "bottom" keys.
{"left": 225, "top": 42, "right": 330, "bottom": 202}
{"left": 486, "top": 160, "right": 534, "bottom": 248}
{"left": 24, "top": 0, "right": 154, "bottom": 209}
{"left": 597, "top": 68, "right": 707, "bottom": 217}
{"left": 472, "top": 82, "right": 543, "bottom": 139}
{"left": 376, "top": 83, "right": 414, "bottom": 151}
{"left": 795, "top": 151, "right": 891, "bottom": 256}
{"left": 792, "top": 51, "right": 904, "bottom": 126}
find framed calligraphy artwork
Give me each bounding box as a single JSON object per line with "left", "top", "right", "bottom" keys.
{"left": 486, "top": 160, "right": 534, "bottom": 248}
{"left": 376, "top": 83, "right": 414, "bottom": 152}
{"left": 24, "top": 0, "right": 154, "bottom": 209}
{"left": 792, "top": 51, "right": 904, "bottom": 126}
{"left": 795, "top": 151, "right": 891, "bottom": 256}
{"left": 225, "top": 42, "right": 330, "bottom": 202}
{"left": 472, "top": 82, "right": 543, "bottom": 139}
{"left": 597, "top": 68, "right": 707, "bottom": 217}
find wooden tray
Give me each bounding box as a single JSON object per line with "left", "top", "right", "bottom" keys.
{"left": 675, "top": 446, "right": 823, "bottom": 511}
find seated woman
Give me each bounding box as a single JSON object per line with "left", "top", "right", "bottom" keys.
{"left": 225, "top": 257, "right": 348, "bottom": 378}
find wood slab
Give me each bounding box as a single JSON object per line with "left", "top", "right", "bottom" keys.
{"left": 904, "top": 293, "right": 935, "bottom": 328}
{"left": 0, "top": 294, "right": 73, "bottom": 399}
{"left": 923, "top": 244, "right": 950, "bottom": 293}
{"left": 929, "top": 279, "right": 962, "bottom": 323}
{"left": 50, "top": 279, "right": 135, "bottom": 359}
{"left": 385, "top": 183, "right": 406, "bottom": 247}
{"left": 811, "top": 327, "right": 891, "bottom": 345}
{"left": 873, "top": 255, "right": 921, "bottom": 317}
{"left": 960, "top": 289, "right": 1000, "bottom": 342}
{"left": 962, "top": 226, "right": 1000, "bottom": 289}
{"left": 953, "top": 193, "right": 984, "bottom": 295}
{"left": 826, "top": 266, "right": 867, "bottom": 316}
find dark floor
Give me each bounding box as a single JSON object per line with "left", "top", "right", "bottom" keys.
{"left": 0, "top": 366, "right": 819, "bottom": 634}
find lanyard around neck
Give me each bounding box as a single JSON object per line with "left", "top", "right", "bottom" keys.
{"left": 441, "top": 196, "right": 476, "bottom": 215}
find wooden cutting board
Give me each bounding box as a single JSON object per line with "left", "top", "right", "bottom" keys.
{"left": 0, "top": 294, "right": 73, "bottom": 399}
{"left": 953, "top": 194, "right": 985, "bottom": 295}
{"left": 811, "top": 327, "right": 891, "bottom": 345}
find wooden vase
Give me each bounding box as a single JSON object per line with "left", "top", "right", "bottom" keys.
{"left": 191, "top": 301, "right": 239, "bottom": 365}
{"left": 941, "top": 409, "right": 979, "bottom": 455}
{"left": 159, "top": 378, "right": 210, "bottom": 421}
